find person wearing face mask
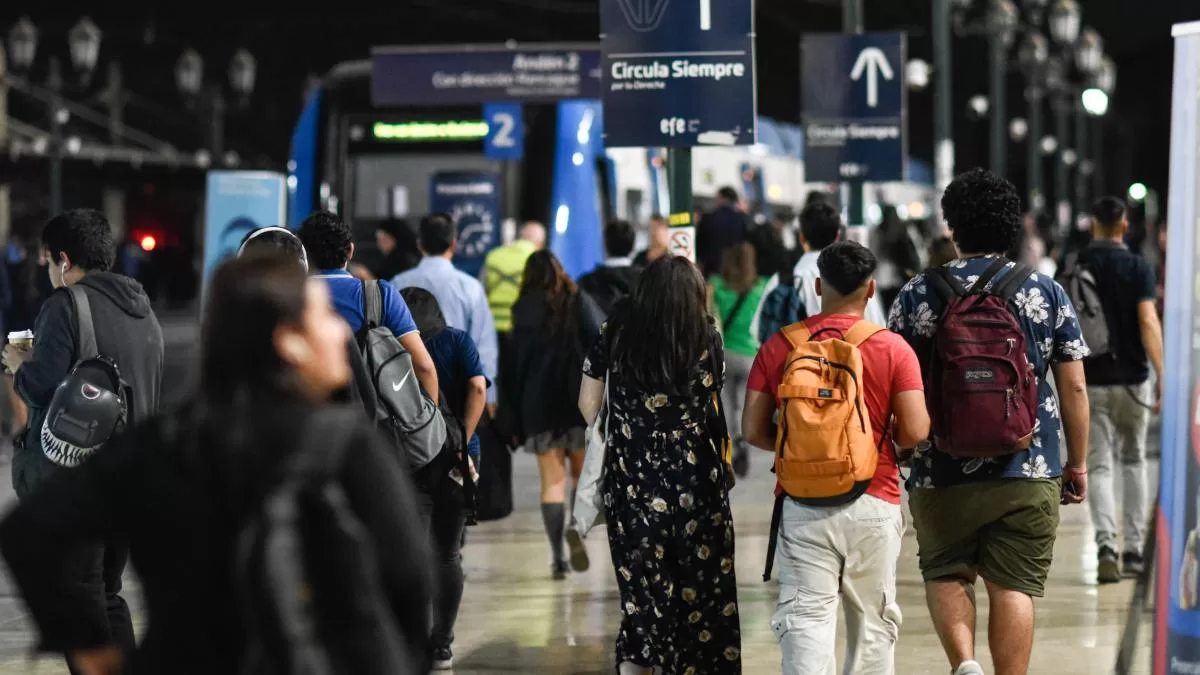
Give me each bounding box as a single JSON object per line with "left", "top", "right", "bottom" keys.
{"left": 0, "top": 254, "right": 433, "bottom": 675}
{"left": 0, "top": 209, "right": 163, "bottom": 675}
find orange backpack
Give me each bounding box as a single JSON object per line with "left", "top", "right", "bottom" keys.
{"left": 763, "top": 319, "right": 885, "bottom": 582}
{"left": 774, "top": 319, "right": 883, "bottom": 499}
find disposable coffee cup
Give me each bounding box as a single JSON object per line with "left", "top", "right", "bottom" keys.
{"left": 7, "top": 330, "right": 33, "bottom": 350}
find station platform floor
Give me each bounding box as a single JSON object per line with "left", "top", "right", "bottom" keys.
{"left": 0, "top": 447, "right": 1154, "bottom": 674}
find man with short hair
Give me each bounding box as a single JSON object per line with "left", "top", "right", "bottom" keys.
{"left": 1075, "top": 196, "right": 1163, "bottom": 583}
{"left": 696, "top": 186, "right": 749, "bottom": 277}
{"left": 298, "top": 211, "right": 438, "bottom": 402}
{"left": 1, "top": 209, "right": 163, "bottom": 673}
{"left": 751, "top": 201, "right": 886, "bottom": 341}
{"left": 743, "top": 241, "right": 928, "bottom": 675}
{"left": 393, "top": 214, "right": 498, "bottom": 405}
{"left": 577, "top": 219, "right": 642, "bottom": 316}
{"left": 889, "top": 169, "right": 1090, "bottom": 675}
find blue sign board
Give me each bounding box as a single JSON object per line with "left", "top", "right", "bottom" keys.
{"left": 372, "top": 45, "right": 602, "bottom": 107}
{"left": 430, "top": 171, "right": 502, "bottom": 278}
{"left": 202, "top": 171, "right": 287, "bottom": 297}
{"left": 483, "top": 102, "right": 525, "bottom": 161}
{"left": 1158, "top": 21, "right": 1200, "bottom": 673}
{"left": 801, "top": 33, "right": 906, "bottom": 183}
{"left": 600, "top": 0, "right": 756, "bottom": 148}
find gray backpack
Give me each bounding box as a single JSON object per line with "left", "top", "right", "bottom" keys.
{"left": 1058, "top": 256, "right": 1111, "bottom": 357}
{"left": 356, "top": 280, "right": 445, "bottom": 471}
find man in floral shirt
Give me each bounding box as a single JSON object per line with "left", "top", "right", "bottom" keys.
{"left": 888, "top": 169, "right": 1091, "bottom": 675}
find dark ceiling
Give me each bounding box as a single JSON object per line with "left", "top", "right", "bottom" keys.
{"left": 3, "top": 0, "right": 1196, "bottom": 204}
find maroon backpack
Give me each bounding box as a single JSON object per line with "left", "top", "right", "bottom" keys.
{"left": 925, "top": 258, "right": 1037, "bottom": 458}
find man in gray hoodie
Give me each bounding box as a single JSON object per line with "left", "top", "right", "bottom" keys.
{"left": 2, "top": 208, "right": 163, "bottom": 672}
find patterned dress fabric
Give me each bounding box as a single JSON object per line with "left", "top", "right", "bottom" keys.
{"left": 583, "top": 322, "right": 742, "bottom": 674}
{"left": 888, "top": 255, "right": 1090, "bottom": 487}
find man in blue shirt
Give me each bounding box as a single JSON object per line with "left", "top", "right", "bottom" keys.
{"left": 298, "top": 211, "right": 439, "bottom": 402}
{"left": 888, "top": 169, "right": 1090, "bottom": 675}
{"left": 393, "top": 214, "right": 498, "bottom": 406}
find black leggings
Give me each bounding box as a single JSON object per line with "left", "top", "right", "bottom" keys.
{"left": 416, "top": 485, "right": 467, "bottom": 650}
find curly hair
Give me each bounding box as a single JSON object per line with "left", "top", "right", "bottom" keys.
{"left": 941, "top": 168, "right": 1022, "bottom": 255}
{"left": 297, "top": 211, "right": 354, "bottom": 270}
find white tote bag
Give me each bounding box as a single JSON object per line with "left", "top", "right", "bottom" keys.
{"left": 573, "top": 375, "right": 610, "bottom": 536}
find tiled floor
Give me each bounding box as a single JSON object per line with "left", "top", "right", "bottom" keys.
{"left": 0, "top": 449, "right": 1153, "bottom": 674}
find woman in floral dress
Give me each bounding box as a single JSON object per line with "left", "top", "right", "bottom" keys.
{"left": 579, "top": 256, "right": 741, "bottom": 674}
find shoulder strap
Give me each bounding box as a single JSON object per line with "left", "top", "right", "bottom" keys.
{"left": 68, "top": 286, "right": 99, "bottom": 360}
{"left": 925, "top": 267, "right": 964, "bottom": 304}
{"left": 972, "top": 257, "right": 1011, "bottom": 294}
{"left": 781, "top": 322, "right": 811, "bottom": 347}
{"left": 722, "top": 291, "right": 751, "bottom": 329}
{"left": 991, "top": 262, "right": 1035, "bottom": 301}
{"left": 360, "top": 279, "right": 383, "bottom": 330}
{"left": 842, "top": 320, "right": 885, "bottom": 347}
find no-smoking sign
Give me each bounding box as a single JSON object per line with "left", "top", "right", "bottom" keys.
{"left": 668, "top": 227, "right": 695, "bottom": 262}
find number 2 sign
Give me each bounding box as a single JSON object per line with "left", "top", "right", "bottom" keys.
{"left": 484, "top": 102, "right": 524, "bottom": 161}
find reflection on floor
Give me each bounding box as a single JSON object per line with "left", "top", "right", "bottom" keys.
{"left": 0, "top": 451, "right": 1152, "bottom": 674}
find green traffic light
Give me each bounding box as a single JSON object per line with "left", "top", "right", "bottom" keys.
{"left": 1128, "top": 183, "right": 1148, "bottom": 202}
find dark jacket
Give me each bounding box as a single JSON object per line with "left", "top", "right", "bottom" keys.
{"left": 13, "top": 272, "right": 164, "bottom": 498}
{"left": 500, "top": 289, "right": 602, "bottom": 441}
{"left": 577, "top": 264, "right": 642, "bottom": 317}
{"left": 696, "top": 205, "right": 749, "bottom": 278}
{"left": 0, "top": 402, "right": 433, "bottom": 674}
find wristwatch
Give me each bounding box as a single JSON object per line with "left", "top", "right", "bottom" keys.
{"left": 896, "top": 439, "right": 932, "bottom": 466}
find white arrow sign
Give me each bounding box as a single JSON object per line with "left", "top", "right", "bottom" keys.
{"left": 850, "top": 47, "right": 894, "bottom": 109}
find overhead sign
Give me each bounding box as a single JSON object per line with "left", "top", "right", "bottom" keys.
{"left": 430, "top": 171, "right": 502, "bottom": 278}
{"left": 483, "top": 102, "right": 525, "bottom": 161}
{"left": 801, "top": 33, "right": 906, "bottom": 183}
{"left": 600, "top": 0, "right": 756, "bottom": 148}
{"left": 372, "top": 44, "right": 602, "bottom": 107}
{"left": 372, "top": 120, "right": 488, "bottom": 142}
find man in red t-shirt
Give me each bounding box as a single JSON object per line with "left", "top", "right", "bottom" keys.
{"left": 743, "top": 241, "right": 928, "bottom": 675}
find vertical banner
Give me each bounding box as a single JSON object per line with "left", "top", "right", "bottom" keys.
{"left": 1158, "top": 20, "right": 1200, "bottom": 675}
{"left": 430, "top": 171, "right": 502, "bottom": 278}
{"left": 202, "top": 171, "right": 287, "bottom": 295}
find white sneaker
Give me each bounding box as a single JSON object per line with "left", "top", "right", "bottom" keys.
{"left": 953, "top": 660, "right": 985, "bottom": 675}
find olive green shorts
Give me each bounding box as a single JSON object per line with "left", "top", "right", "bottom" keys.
{"left": 909, "top": 479, "right": 1060, "bottom": 597}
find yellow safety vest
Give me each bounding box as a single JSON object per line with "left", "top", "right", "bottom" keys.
{"left": 484, "top": 240, "right": 536, "bottom": 333}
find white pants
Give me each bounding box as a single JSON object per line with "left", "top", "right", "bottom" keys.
{"left": 771, "top": 495, "right": 905, "bottom": 675}
{"left": 1087, "top": 382, "right": 1152, "bottom": 554}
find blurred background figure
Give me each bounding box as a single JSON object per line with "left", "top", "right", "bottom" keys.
{"left": 633, "top": 214, "right": 669, "bottom": 268}
{"left": 373, "top": 219, "right": 421, "bottom": 281}
{"left": 871, "top": 205, "right": 922, "bottom": 313}
{"left": 500, "top": 250, "right": 602, "bottom": 580}
{"left": 578, "top": 219, "right": 642, "bottom": 317}
{"left": 708, "top": 242, "right": 767, "bottom": 477}
{"left": 748, "top": 207, "right": 798, "bottom": 280}
{"left": 927, "top": 236, "right": 959, "bottom": 269}
{"left": 696, "top": 186, "right": 749, "bottom": 278}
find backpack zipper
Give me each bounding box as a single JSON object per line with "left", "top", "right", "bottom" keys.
{"left": 784, "top": 355, "right": 866, "bottom": 434}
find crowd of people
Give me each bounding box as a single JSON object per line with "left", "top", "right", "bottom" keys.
{"left": 0, "top": 165, "right": 1167, "bottom": 675}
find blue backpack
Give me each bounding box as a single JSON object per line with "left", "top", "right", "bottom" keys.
{"left": 758, "top": 270, "right": 807, "bottom": 343}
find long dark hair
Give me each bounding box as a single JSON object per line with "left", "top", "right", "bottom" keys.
{"left": 400, "top": 287, "right": 448, "bottom": 340}
{"left": 518, "top": 250, "right": 577, "bottom": 337}
{"left": 610, "top": 256, "right": 712, "bottom": 396}
{"left": 200, "top": 254, "right": 309, "bottom": 403}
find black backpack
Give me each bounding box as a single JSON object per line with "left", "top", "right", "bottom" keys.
{"left": 40, "top": 286, "right": 130, "bottom": 468}
{"left": 1057, "top": 254, "right": 1112, "bottom": 358}
{"left": 757, "top": 269, "right": 807, "bottom": 344}
{"left": 236, "top": 408, "right": 413, "bottom": 675}
{"left": 355, "top": 280, "right": 446, "bottom": 471}
{"left": 412, "top": 387, "right": 478, "bottom": 525}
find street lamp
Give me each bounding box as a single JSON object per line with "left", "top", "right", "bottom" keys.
{"left": 1081, "top": 88, "right": 1108, "bottom": 116}
{"left": 5, "top": 17, "right": 102, "bottom": 217}
{"left": 1088, "top": 55, "right": 1116, "bottom": 199}
{"left": 1048, "top": 0, "right": 1081, "bottom": 47}
{"left": 6, "top": 18, "right": 36, "bottom": 71}
{"left": 1018, "top": 31, "right": 1050, "bottom": 210}
{"left": 1074, "top": 27, "right": 1103, "bottom": 75}
{"left": 176, "top": 47, "right": 256, "bottom": 162}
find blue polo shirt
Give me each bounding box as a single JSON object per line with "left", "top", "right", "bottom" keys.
{"left": 313, "top": 269, "right": 418, "bottom": 337}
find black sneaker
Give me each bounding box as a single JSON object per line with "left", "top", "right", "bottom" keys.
{"left": 732, "top": 440, "right": 750, "bottom": 478}
{"left": 1123, "top": 551, "right": 1146, "bottom": 578}
{"left": 565, "top": 527, "right": 590, "bottom": 572}
{"left": 1098, "top": 546, "right": 1121, "bottom": 584}
{"left": 552, "top": 561, "right": 569, "bottom": 580}
{"left": 432, "top": 647, "right": 453, "bottom": 670}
